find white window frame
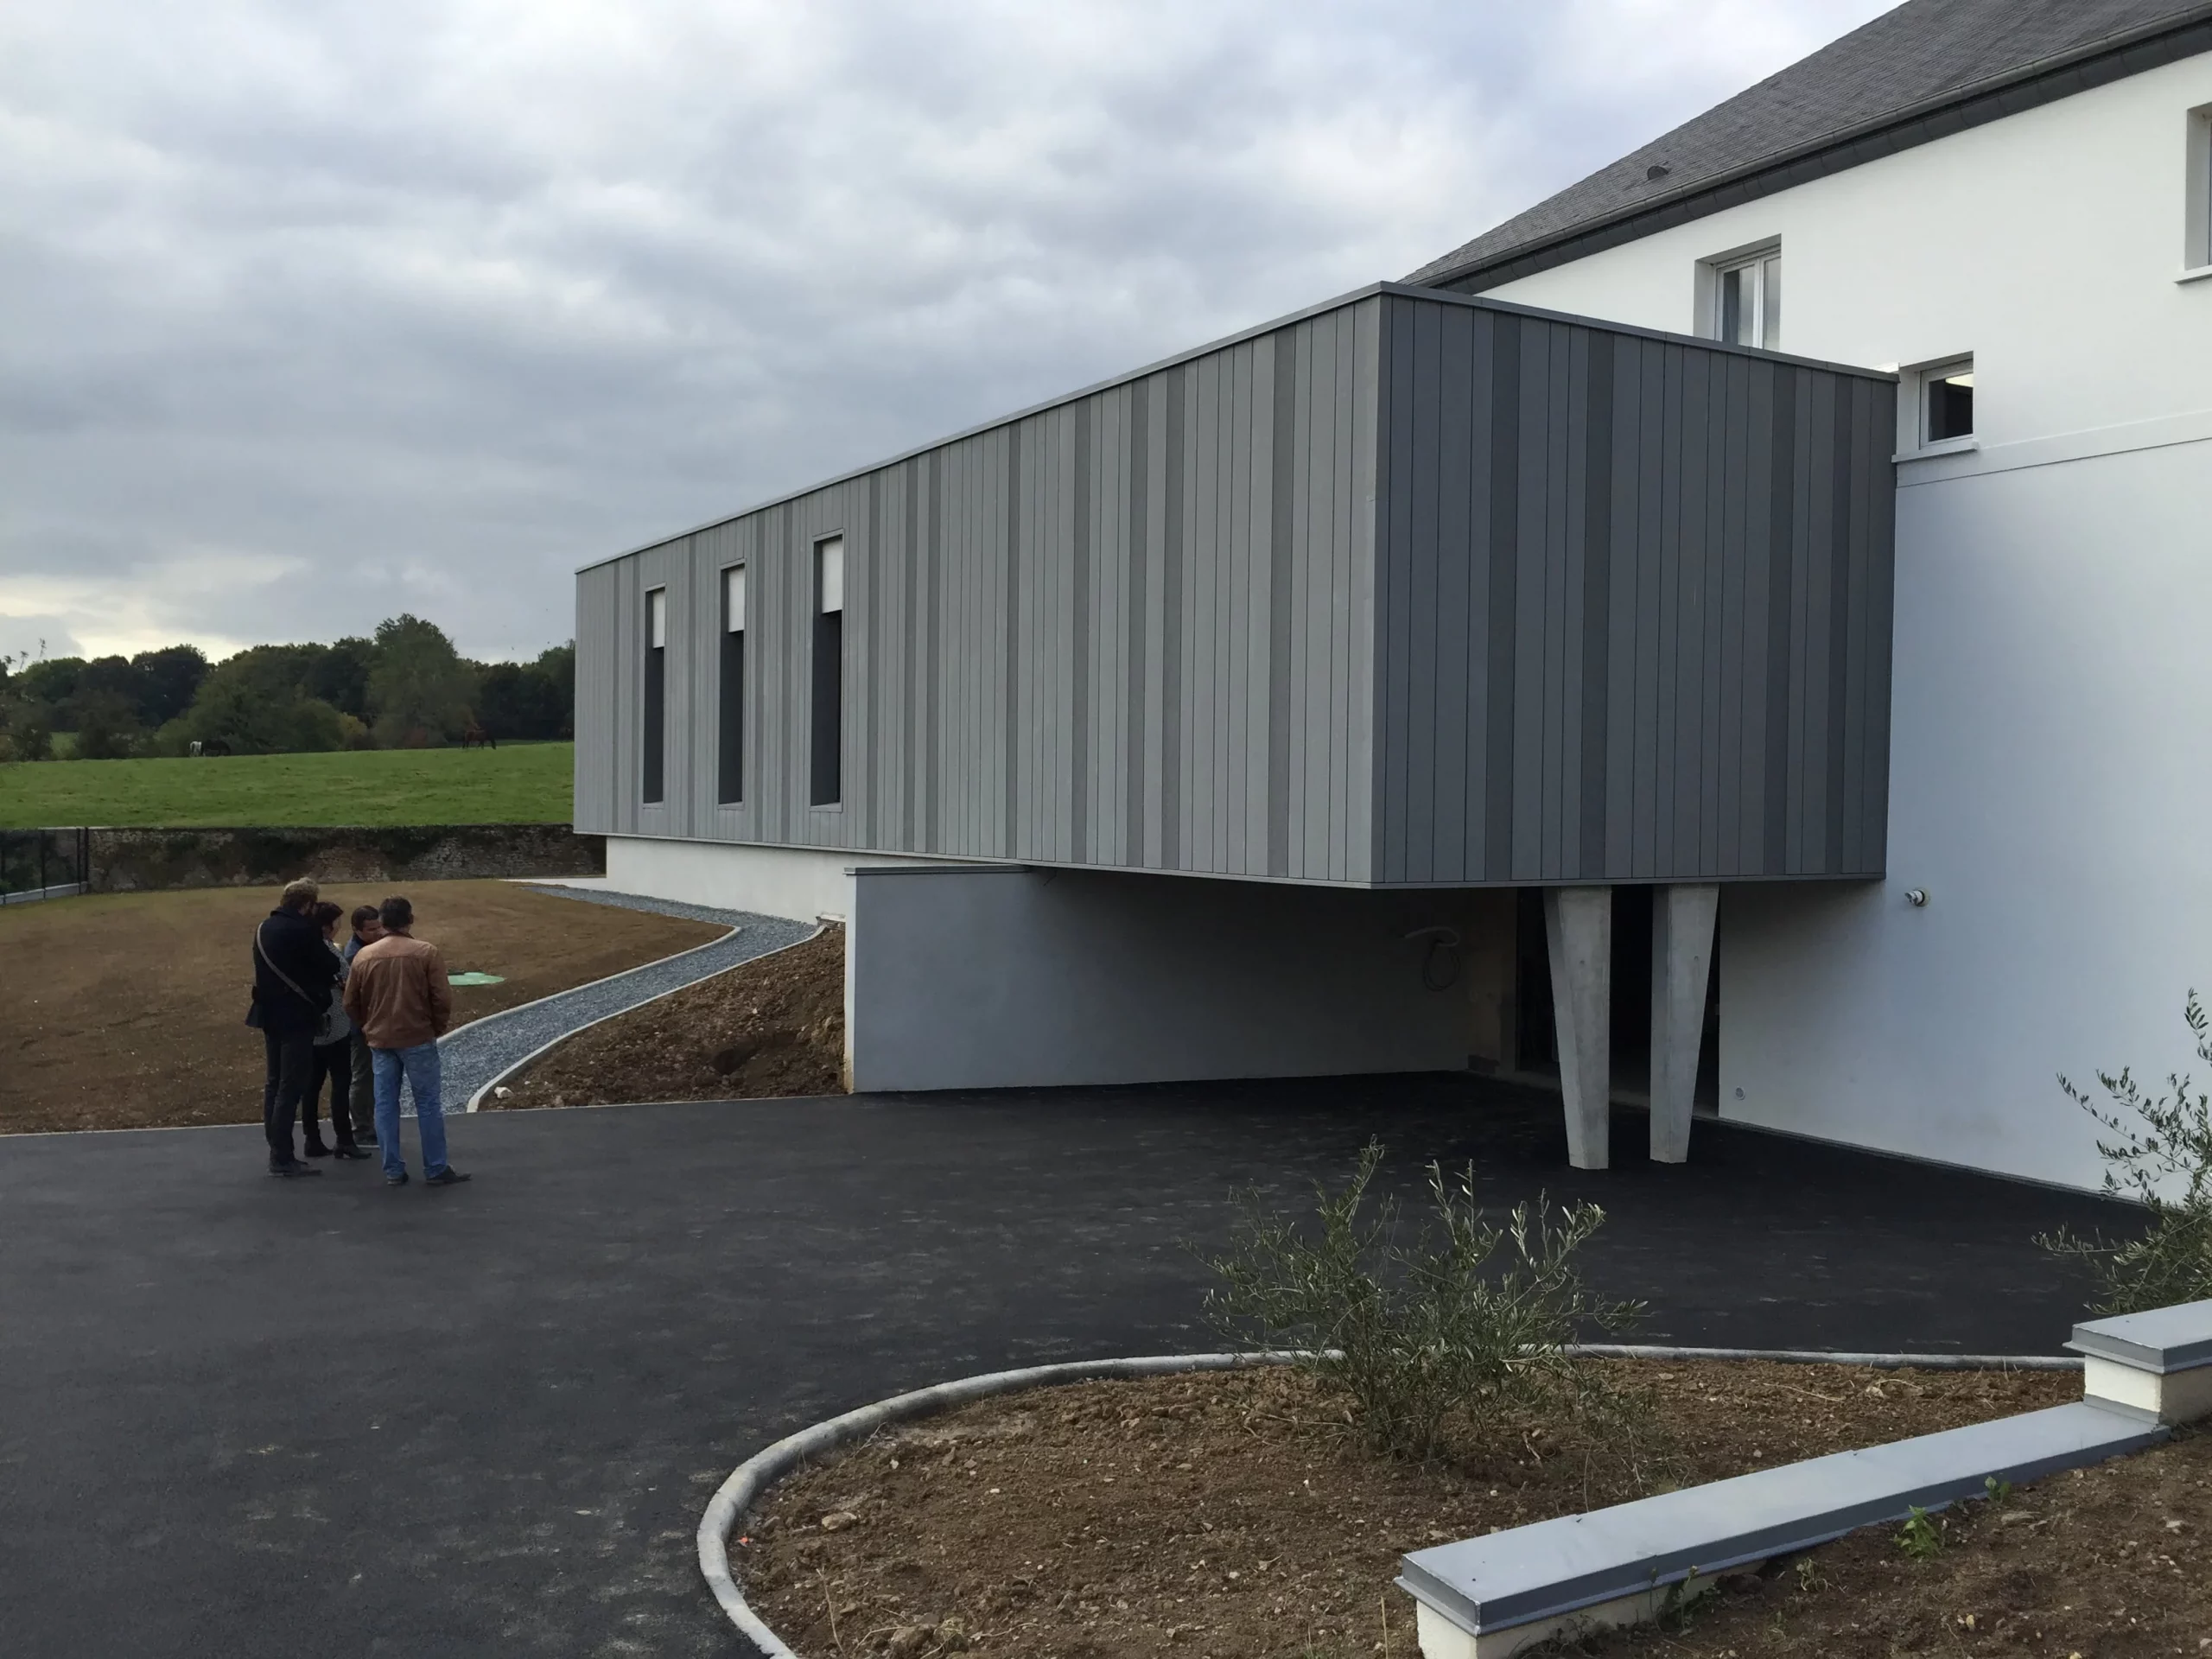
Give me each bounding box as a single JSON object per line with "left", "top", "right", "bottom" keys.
{"left": 1696, "top": 239, "right": 1781, "bottom": 351}
{"left": 647, "top": 586, "right": 667, "bottom": 649}
{"left": 2184, "top": 103, "right": 2212, "bottom": 282}
{"left": 1898, "top": 355, "right": 1976, "bottom": 458}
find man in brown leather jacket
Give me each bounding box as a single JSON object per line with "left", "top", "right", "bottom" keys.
{"left": 342, "top": 894, "right": 471, "bottom": 1188}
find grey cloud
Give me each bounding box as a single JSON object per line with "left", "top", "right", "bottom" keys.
{"left": 0, "top": 0, "right": 1890, "bottom": 661}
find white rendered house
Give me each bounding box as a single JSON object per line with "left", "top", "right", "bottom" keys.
{"left": 1407, "top": 0, "right": 2212, "bottom": 1187}
{"left": 575, "top": 0, "right": 2212, "bottom": 1191}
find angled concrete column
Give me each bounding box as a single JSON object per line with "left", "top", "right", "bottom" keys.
{"left": 1649, "top": 883, "right": 1719, "bottom": 1165}
{"left": 1542, "top": 887, "right": 1612, "bottom": 1171}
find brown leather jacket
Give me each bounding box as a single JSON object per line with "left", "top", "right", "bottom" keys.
{"left": 341, "top": 932, "right": 453, "bottom": 1051}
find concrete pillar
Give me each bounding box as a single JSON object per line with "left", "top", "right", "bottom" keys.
{"left": 1542, "top": 887, "right": 1611, "bottom": 1170}
{"left": 1649, "top": 883, "right": 1719, "bottom": 1165}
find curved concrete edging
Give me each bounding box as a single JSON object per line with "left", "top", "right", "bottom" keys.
{"left": 696, "top": 1343, "right": 2077, "bottom": 1656}
{"left": 461, "top": 924, "right": 827, "bottom": 1112}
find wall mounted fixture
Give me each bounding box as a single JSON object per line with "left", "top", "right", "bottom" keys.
{"left": 1403, "top": 925, "right": 1463, "bottom": 992}
{"left": 1905, "top": 888, "right": 1930, "bottom": 907}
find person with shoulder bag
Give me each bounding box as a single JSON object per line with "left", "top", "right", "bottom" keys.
{"left": 302, "top": 901, "right": 369, "bottom": 1160}
{"left": 248, "top": 878, "right": 342, "bottom": 1177}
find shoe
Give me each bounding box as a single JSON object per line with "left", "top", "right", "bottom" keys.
{"left": 359, "top": 1131, "right": 379, "bottom": 1147}
{"left": 385, "top": 1170, "right": 410, "bottom": 1186}
{"left": 303, "top": 1141, "right": 333, "bottom": 1159}
{"left": 423, "top": 1168, "right": 472, "bottom": 1187}
{"left": 270, "top": 1162, "right": 323, "bottom": 1179}
{"left": 332, "top": 1144, "right": 371, "bottom": 1160}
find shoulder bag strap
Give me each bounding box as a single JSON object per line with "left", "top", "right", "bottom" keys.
{"left": 254, "top": 921, "right": 316, "bottom": 1005}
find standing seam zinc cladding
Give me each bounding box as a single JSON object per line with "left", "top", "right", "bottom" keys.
{"left": 574, "top": 283, "right": 1896, "bottom": 887}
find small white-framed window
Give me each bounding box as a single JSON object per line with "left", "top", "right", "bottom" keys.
{"left": 2186, "top": 104, "right": 2212, "bottom": 275}
{"left": 1706, "top": 245, "right": 1781, "bottom": 351}
{"left": 1911, "top": 357, "right": 1974, "bottom": 449}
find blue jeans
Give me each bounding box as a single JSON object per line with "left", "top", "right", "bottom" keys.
{"left": 372, "top": 1042, "right": 448, "bottom": 1179}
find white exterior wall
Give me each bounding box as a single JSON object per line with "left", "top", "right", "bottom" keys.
{"left": 602, "top": 835, "right": 944, "bottom": 925}
{"left": 1483, "top": 52, "right": 2212, "bottom": 1187}
{"left": 847, "top": 866, "right": 1477, "bottom": 1092}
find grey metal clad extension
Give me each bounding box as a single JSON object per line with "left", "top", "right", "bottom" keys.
{"left": 575, "top": 283, "right": 1893, "bottom": 886}
{"left": 1409, "top": 0, "right": 2212, "bottom": 293}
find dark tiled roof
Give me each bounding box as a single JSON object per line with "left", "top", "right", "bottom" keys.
{"left": 1410, "top": 0, "right": 2212, "bottom": 289}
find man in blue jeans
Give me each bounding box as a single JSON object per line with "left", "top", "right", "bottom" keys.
{"left": 340, "top": 894, "right": 472, "bottom": 1188}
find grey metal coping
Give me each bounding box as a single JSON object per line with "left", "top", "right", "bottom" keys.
{"left": 2066, "top": 1297, "right": 2212, "bottom": 1375}
{"left": 576, "top": 282, "right": 1895, "bottom": 575}
{"left": 1396, "top": 1400, "right": 2166, "bottom": 1637}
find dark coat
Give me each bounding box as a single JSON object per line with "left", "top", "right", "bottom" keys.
{"left": 251, "top": 906, "right": 340, "bottom": 1034}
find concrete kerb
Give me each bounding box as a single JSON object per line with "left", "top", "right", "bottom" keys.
{"left": 695, "top": 1344, "right": 2076, "bottom": 1656}
{"left": 460, "top": 924, "right": 827, "bottom": 1112}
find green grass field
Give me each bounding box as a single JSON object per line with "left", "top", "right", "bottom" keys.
{"left": 0, "top": 742, "right": 575, "bottom": 828}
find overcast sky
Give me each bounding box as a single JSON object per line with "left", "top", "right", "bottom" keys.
{"left": 1, "top": 0, "right": 1891, "bottom": 664}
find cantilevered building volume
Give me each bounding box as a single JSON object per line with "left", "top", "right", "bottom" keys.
{"left": 577, "top": 0, "right": 2212, "bottom": 1189}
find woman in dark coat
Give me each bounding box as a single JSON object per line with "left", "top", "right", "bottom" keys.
{"left": 302, "top": 901, "right": 369, "bottom": 1159}
{"left": 250, "top": 878, "right": 341, "bottom": 1176}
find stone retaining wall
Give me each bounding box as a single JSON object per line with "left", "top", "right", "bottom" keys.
{"left": 86, "top": 824, "right": 604, "bottom": 892}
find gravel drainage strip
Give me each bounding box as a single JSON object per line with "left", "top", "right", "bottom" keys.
{"left": 425, "top": 887, "right": 817, "bottom": 1113}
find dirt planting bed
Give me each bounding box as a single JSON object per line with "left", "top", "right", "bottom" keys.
{"left": 734, "top": 1361, "right": 2081, "bottom": 1659}
{"left": 494, "top": 925, "right": 844, "bottom": 1107}
{"left": 1585, "top": 1425, "right": 2212, "bottom": 1658}
{"left": 0, "top": 880, "right": 723, "bottom": 1134}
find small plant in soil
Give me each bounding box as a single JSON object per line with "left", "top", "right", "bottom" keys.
{"left": 2039, "top": 990, "right": 2212, "bottom": 1313}
{"left": 1201, "top": 1138, "right": 1652, "bottom": 1474}
{"left": 1895, "top": 1504, "right": 1943, "bottom": 1560}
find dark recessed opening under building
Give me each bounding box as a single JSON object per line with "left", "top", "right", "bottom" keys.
{"left": 1507, "top": 887, "right": 1719, "bottom": 1114}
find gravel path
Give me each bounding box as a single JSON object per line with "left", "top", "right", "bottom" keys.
{"left": 428, "top": 887, "right": 817, "bottom": 1112}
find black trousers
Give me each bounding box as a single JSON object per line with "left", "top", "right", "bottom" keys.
{"left": 306, "top": 1039, "right": 355, "bottom": 1147}
{"left": 260, "top": 1026, "right": 316, "bottom": 1167}
{"left": 348, "top": 1033, "right": 377, "bottom": 1137}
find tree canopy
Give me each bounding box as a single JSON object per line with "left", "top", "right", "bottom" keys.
{"left": 0, "top": 623, "right": 572, "bottom": 760}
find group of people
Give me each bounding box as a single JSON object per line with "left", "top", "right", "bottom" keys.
{"left": 248, "top": 877, "right": 472, "bottom": 1188}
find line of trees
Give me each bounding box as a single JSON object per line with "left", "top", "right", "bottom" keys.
{"left": 0, "top": 616, "right": 574, "bottom": 762}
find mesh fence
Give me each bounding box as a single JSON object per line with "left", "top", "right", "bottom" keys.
{"left": 0, "top": 828, "right": 92, "bottom": 898}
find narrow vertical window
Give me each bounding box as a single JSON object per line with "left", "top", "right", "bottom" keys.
{"left": 718, "top": 565, "right": 746, "bottom": 804}
{"left": 810, "top": 536, "right": 843, "bottom": 806}
{"left": 2189, "top": 105, "right": 2212, "bottom": 272}
{"left": 642, "top": 587, "right": 666, "bottom": 804}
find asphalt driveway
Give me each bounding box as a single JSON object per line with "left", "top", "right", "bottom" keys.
{"left": 0, "top": 1075, "right": 2131, "bottom": 1658}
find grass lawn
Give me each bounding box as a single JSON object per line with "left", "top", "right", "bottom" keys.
{"left": 0, "top": 742, "right": 574, "bottom": 827}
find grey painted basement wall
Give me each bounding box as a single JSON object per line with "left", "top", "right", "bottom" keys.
{"left": 575, "top": 283, "right": 1895, "bottom": 887}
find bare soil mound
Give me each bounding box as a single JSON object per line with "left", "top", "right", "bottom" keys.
{"left": 497, "top": 925, "right": 843, "bottom": 1107}
{"left": 737, "top": 1361, "right": 2078, "bottom": 1658}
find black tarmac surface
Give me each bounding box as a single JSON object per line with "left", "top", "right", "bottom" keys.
{"left": 0, "top": 1076, "right": 2132, "bottom": 1658}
